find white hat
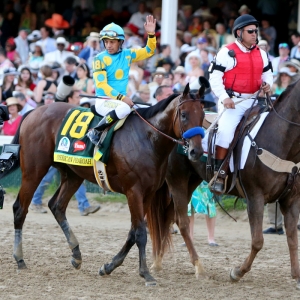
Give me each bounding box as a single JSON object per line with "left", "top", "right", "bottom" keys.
{"left": 80, "top": 97, "right": 94, "bottom": 107}
{"left": 283, "top": 59, "right": 300, "bottom": 72}
{"left": 180, "top": 44, "right": 196, "bottom": 53}
{"left": 86, "top": 32, "right": 100, "bottom": 42}
{"left": 28, "top": 30, "right": 42, "bottom": 41}
{"left": 279, "top": 67, "right": 296, "bottom": 77}
{"left": 258, "top": 40, "right": 268, "bottom": 46}
{"left": 173, "top": 66, "right": 186, "bottom": 74}
{"left": 35, "top": 40, "right": 43, "bottom": 47}
{"left": 56, "top": 37, "right": 69, "bottom": 47}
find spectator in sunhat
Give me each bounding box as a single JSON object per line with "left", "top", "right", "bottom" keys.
{"left": 44, "top": 37, "right": 75, "bottom": 65}
{"left": 0, "top": 67, "right": 19, "bottom": 102}
{"left": 28, "top": 29, "right": 42, "bottom": 53}
{"left": 1, "top": 97, "right": 22, "bottom": 136}
{"left": 45, "top": 13, "right": 70, "bottom": 37}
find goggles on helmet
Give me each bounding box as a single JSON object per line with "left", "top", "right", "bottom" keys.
{"left": 100, "top": 30, "right": 124, "bottom": 39}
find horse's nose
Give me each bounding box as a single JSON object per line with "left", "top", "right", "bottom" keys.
{"left": 189, "top": 147, "right": 203, "bottom": 161}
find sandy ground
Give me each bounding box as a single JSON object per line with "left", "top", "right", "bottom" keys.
{"left": 0, "top": 193, "right": 300, "bottom": 300}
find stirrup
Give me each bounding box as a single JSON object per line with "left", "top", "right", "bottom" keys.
{"left": 208, "top": 172, "right": 228, "bottom": 195}
{"left": 87, "top": 129, "right": 101, "bottom": 146}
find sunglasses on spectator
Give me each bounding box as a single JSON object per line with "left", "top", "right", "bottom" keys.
{"left": 245, "top": 29, "right": 258, "bottom": 34}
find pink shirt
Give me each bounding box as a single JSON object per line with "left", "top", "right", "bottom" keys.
{"left": 2, "top": 115, "right": 22, "bottom": 136}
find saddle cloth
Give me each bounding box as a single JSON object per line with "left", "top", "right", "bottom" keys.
{"left": 202, "top": 112, "right": 269, "bottom": 171}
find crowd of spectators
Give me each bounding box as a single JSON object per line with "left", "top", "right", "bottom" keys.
{"left": 0, "top": 0, "right": 299, "bottom": 136}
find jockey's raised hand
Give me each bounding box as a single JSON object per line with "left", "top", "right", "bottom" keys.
{"left": 144, "top": 15, "right": 156, "bottom": 34}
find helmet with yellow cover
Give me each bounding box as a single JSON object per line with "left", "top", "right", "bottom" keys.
{"left": 100, "top": 23, "right": 125, "bottom": 41}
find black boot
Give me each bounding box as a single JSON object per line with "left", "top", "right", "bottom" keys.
{"left": 87, "top": 110, "right": 119, "bottom": 145}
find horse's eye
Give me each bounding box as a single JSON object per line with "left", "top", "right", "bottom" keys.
{"left": 181, "top": 112, "right": 186, "bottom": 120}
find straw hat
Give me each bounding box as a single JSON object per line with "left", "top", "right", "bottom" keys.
{"left": 6, "top": 97, "right": 22, "bottom": 112}
{"left": 173, "top": 66, "right": 186, "bottom": 74}
{"left": 45, "top": 14, "right": 70, "bottom": 29}
{"left": 283, "top": 59, "right": 300, "bottom": 72}
{"left": 138, "top": 84, "right": 150, "bottom": 93}
{"left": 152, "top": 67, "right": 167, "bottom": 77}
{"left": 86, "top": 32, "right": 100, "bottom": 42}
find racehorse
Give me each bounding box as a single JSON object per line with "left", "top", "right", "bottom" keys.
{"left": 147, "top": 80, "right": 300, "bottom": 290}
{"left": 10, "top": 83, "right": 205, "bottom": 286}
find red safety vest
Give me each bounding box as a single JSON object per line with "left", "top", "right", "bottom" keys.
{"left": 223, "top": 43, "right": 263, "bottom": 94}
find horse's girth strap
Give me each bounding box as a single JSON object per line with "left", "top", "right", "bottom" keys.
{"left": 257, "top": 149, "right": 300, "bottom": 173}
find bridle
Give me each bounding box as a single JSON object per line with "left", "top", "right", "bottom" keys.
{"left": 133, "top": 94, "right": 205, "bottom": 147}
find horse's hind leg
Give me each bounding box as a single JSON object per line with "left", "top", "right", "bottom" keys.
{"left": 48, "top": 167, "right": 83, "bottom": 269}
{"left": 230, "top": 196, "right": 265, "bottom": 281}
{"left": 282, "top": 198, "right": 300, "bottom": 290}
{"left": 13, "top": 165, "right": 50, "bottom": 269}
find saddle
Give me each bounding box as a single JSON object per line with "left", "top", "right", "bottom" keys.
{"left": 206, "top": 100, "right": 269, "bottom": 196}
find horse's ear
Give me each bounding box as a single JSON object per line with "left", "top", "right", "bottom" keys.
{"left": 198, "top": 84, "right": 206, "bottom": 99}
{"left": 183, "top": 83, "right": 190, "bottom": 98}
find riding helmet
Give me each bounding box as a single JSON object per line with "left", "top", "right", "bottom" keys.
{"left": 232, "top": 14, "right": 259, "bottom": 38}
{"left": 100, "top": 23, "right": 125, "bottom": 41}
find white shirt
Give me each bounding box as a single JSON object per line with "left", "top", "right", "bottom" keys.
{"left": 44, "top": 50, "right": 75, "bottom": 65}
{"left": 14, "top": 36, "right": 29, "bottom": 64}
{"left": 209, "top": 41, "right": 273, "bottom": 103}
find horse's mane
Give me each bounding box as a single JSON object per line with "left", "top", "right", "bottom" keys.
{"left": 136, "top": 92, "right": 199, "bottom": 119}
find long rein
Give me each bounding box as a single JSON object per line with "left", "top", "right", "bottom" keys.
{"left": 132, "top": 97, "right": 204, "bottom": 146}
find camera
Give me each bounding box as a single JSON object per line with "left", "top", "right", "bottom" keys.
{"left": 0, "top": 144, "right": 20, "bottom": 209}
{"left": 55, "top": 75, "right": 75, "bottom": 102}
{"left": 0, "top": 105, "right": 9, "bottom": 126}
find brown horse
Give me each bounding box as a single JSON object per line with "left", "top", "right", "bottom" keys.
{"left": 147, "top": 80, "right": 300, "bottom": 290}
{"left": 10, "top": 84, "right": 205, "bottom": 286}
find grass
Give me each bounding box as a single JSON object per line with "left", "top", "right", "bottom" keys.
{"left": 217, "top": 195, "right": 247, "bottom": 211}
{"left": 93, "top": 192, "right": 127, "bottom": 204}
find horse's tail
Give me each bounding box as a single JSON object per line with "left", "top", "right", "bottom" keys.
{"left": 0, "top": 110, "right": 33, "bottom": 178}
{"left": 147, "top": 181, "right": 174, "bottom": 261}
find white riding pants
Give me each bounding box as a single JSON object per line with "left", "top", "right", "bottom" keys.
{"left": 216, "top": 97, "right": 257, "bottom": 149}
{"left": 94, "top": 98, "right": 131, "bottom": 119}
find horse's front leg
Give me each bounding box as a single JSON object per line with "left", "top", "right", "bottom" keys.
{"left": 230, "top": 195, "right": 265, "bottom": 281}
{"left": 282, "top": 198, "right": 300, "bottom": 290}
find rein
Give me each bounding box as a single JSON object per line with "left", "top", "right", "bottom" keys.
{"left": 267, "top": 94, "right": 300, "bottom": 127}
{"left": 133, "top": 96, "right": 204, "bottom": 146}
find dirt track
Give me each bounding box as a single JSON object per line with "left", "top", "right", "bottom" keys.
{"left": 0, "top": 194, "right": 299, "bottom": 300}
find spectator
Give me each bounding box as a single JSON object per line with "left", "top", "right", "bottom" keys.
{"left": 179, "top": 43, "right": 196, "bottom": 66}
{"left": 28, "top": 40, "right": 44, "bottom": 64}
{"left": 0, "top": 67, "right": 18, "bottom": 102}
{"left": 0, "top": 11, "right": 19, "bottom": 48}
{"left": 79, "top": 97, "right": 93, "bottom": 108}
{"left": 39, "top": 26, "right": 56, "bottom": 55}
{"left": 134, "top": 84, "right": 151, "bottom": 104}
{"left": 5, "top": 38, "right": 21, "bottom": 66}
{"left": 272, "top": 66, "right": 296, "bottom": 96}
{"left": 155, "top": 85, "right": 173, "bottom": 102}
{"left": 259, "top": 17, "right": 277, "bottom": 56}
{"left": 44, "top": 37, "right": 74, "bottom": 65}
{"left": 45, "top": 13, "right": 70, "bottom": 37}
{"left": 283, "top": 58, "right": 300, "bottom": 83}
{"left": 69, "top": 42, "right": 84, "bottom": 57}
{"left": 186, "top": 52, "right": 204, "bottom": 85}
{"left": 257, "top": 39, "right": 274, "bottom": 61}
{"left": 202, "top": 19, "right": 217, "bottom": 48}
{"left": 183, "top": 31, "right": 193, "bottom": 45}
{"left": 50, "top": 62, "right": 64, "bottom": 83}
{"left": 290, "top": 31, "right": 300, "bottom": 59}
{"left": 36, "top": 0, "right": 55, "bottom": 29}
{"left": 173, "top": 66, "right": 187, "bottom": 92}
{"left": 74, "top": 63, "right": 94, "bottom": 96}
{"left": 128, "top": 1, "right": 150, "bottom": 35}
{"left": 27, "top": 30, "right": 42, "bottom": 53}
{"left": 13, "top": 91, "right": 35, "bottom": 115}
{"left": 64, "top": 56, "right": 78, "bottom": 79}
{"left": 34, "top": 65, "right": 57, "bottom": 103}
{"left": 15, "top": 66, "right": 36, "bottom": 98}
{"left": 193, "top": 0, "right": 211, "bottom": 18}
{"left": 1, "top": 97, "right": 22, "bottom": 135}
{"left": 291, "top": 41, "right": 300, "bottom": 62}
{"left": 188, "top": 16, "right": 203, "bottom": 37}
{"left": 238, "top": 5, "right": 251, "bottom": 16}
{"left": 81, "top": 19, "right": 98, "bottom": 38}
{"left": 156, "top": 57, "right": 174, "bottom": 74}
{"left": 215, "top": 23, "right": 235, "bottom": 50}
{"left": 0, "top": 49, "right": 14, "bottom": 71}
{"left": 200, "top": 49, "right": 211, "bottom": 79}
{"left": 272, "top": 43, "right": 290, "bottom": 76}
{"left": 78, "top": 32, "right": 100, "bottom": 70}
{"left": 263, "top": 203, "right": 284, "bottom": 235}
{"left": 19, "top": 3, "right": 37, "bottom": 32}
{"left": 67, "top": 89, "right": 81, "bottom": 105}
{"left": 14, "top": 29, "right": 30, "bottom": 65}
{"left": 184, "top": 181, "right": 218, "bottom": 246}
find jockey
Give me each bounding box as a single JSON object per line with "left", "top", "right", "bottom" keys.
{"left": 87, "top": 15, "right": 156, "bottom": 145}
{"left": 208, "top": 14, "right": 273, "bottom": 194}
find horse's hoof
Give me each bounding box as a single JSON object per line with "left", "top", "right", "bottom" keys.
{"left": 230, "top": 267, "right": 241, "bottom": 282}
{"left": 145, "top": 280, "right": 157, "bottom": 286}
{"left": 296, "top": 280, "right": 300, "bottom": 290}
{"left": 17, "top": 260, "right": 27, "bottom": 270}
{"left": 99, "top": 264, "right": 108, "bottom": 276}
{"left": 71, "top": 257, "right": 82, "bottom": 270}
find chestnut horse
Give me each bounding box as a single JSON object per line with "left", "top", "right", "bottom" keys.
{"left": 10, "top": 84, "right": 205, "bottom": 286}
{"left": 148, "top": 80, "right": 300, "bottom": 290}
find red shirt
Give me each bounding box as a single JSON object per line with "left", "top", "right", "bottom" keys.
{"left": 2, "top": 115, "right": 22, "bottom": 136}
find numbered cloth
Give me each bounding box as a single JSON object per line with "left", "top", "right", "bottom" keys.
{"left": 54, "top": 107, "right": 116, "bottom": 166}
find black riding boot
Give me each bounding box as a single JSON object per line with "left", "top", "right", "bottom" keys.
{"left": 87, "top": 110, "right": 119, "bottom": 145}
